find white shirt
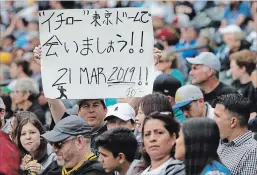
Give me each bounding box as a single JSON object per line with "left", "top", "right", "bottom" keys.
{"left": 141, "top": 158, "right": 171, "bottom": 175}
{"left": 206, "top": 103, "right": 214, "bottom": 120}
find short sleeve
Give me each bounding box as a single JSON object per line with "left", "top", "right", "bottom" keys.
{"left": 239, "top": 2, "right": 251, "bottom": 17}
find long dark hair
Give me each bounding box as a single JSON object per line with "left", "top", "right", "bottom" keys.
{"left": 10, "top": 111, "right": 30, "bottom": 143}
{"left": 16, "top": 111, "right": 47, "bottom": 162}
{"left": 182, "top": 118, "right": 220, "bottom": 175}
{"left": 142, "top": 111, "right": 180, "bottom": 167}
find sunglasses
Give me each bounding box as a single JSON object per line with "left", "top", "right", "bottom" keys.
{"left": 50, "top": 137, "right": 76, "bottom": 149}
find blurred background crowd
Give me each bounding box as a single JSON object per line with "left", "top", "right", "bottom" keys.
{"left": 0, "top": 0, "right": 257, "bottom": 138}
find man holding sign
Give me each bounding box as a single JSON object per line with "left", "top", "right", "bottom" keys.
{"left": 34, "top": 7, "right": 161, "bottom": 153}
{"left": 34, "top": 44, "right": 108, "bottom": 153}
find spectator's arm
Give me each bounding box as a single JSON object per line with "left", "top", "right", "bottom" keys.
{"left": 33, "top": 46, "right": 65, "bottom": 123}
{"left": 1, "top": 16, "right": 16, "bottom": 38}
{"left": 220, "top": 19, "right": 227, "bottom": 28}
{"left": 251, "top": 70, "right": 257, "bottom": 88}
{"left": 220, "top": 7, "right": 229, "bottom": 28}
{"left": 236, "top": 14, "right": 247, "bottom": 26}
{"left": 47, "top": 99, "right": 66, "bottom": 123}
{"left": 236, "top": 2, "right": 251, "bottom": 27}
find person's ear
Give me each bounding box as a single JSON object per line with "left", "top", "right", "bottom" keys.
{"left": 117, "top": 153, "right": 126, "bottom": 164}
{"left": 17, "top": 65, "right": 23, "bottom": 73}
{"left": 76, "top": 136, "right": 85, "bottom": 150}
{"left": 198, "top": 99, "right": 205, "bottom": 106}
{"left": 241, "top": 66, "right": 247, "bottom": 74}
{"left": 230, "top": 117, "right": 238, "bottom": 128}
{"left": 167, "top": 96, "right": 175, "bottom": 106}
{"left": 23, "top": 92, "right": 30, "bottom": 99}
{"left": 207, "top": 68, "right": 214, "bottom": 77}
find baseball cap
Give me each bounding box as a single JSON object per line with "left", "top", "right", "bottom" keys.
{"left": 156, "top": 28, "right": 174, "bottom": 41}
{"left": 105, "top": 103, "right": 136, "bottom": 122}
{"left": 219, "top": 25, "right": 242, "bottom": 34}
{"left": 41, "top": 115, "right": 92, "bottom": 142}
{"left": 77, "top": 99, "right": 106, "bottom": 108}
{"left": 186, "top": 52, "right": 221, "bottom": 71}
{"left": 153, "top": 74, "right": 182, "bottom": 97}
{"left": 173, "top": 85, "right": 203, "bottom": 109}
{"left": 1, "top": 80, "right": 17, "bottom": 94}
{"left": 0, "top": 97, "right": 5, "bottom": 109}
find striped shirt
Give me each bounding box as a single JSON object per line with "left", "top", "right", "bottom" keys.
{"left": 217, "top": 131, "right": 257, "bottom": 175}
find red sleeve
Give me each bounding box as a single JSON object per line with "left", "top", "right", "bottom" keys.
{"left": 0, "top": 131, "right": 21, "bottom": 175}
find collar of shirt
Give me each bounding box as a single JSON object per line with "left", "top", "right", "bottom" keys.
{"left": 221, "top": 131, "right": 253, "bottom": 146}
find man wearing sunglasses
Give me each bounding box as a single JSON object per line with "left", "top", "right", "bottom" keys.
{"left": 173, "top": 85, "right": 214, "bottom": 119}
{"left": 41, "top": 115, "right": 107, "bottom": 175}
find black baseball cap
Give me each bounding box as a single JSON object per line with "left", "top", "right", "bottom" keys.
{"left": 153, "top": 74, "right": 182, "bottom": 97}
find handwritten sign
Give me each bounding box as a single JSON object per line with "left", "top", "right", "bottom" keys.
{"left": 39, "top": 8, "right": 154, "bottom": 99}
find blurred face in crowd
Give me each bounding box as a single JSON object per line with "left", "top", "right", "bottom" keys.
{"left": 106, "top": 117, "right": 135, "bottom": 130}
{"left": 2, "top": 37, "right": 14, "bottom": 48}
{"left": 20, "top": 122, "right": 41, "bottom": 155}
{"left": 38, "top": 91, "right": 47, "bottom": 106}
{"left": 156, "top": 59, "right": 171, "bottom": 72}
{"left": 78, "top": 100, "right": 107, "bottom": 128}
{"left": 180, "top": 99, "right": 204, "bottom": 118}
{"left": 15, "top": 18, "right": 26, "bottom": 29}
{"left": 135, "top": 105, "right": 146, "bottom": 133}
{"left": 143, "top": 119, "right": 176, "bottom": 161}
{"left": 52, "top": 136, "right": 88, "bottom": 167}
{"left": 9, "top": 62, "right": 20, "bottom": 78}
{"left": 27, "top": 22, "right": 39, "bottom": 31}
{"left": 223, "top": 33, "right": 241, "bottom": 51}
{"left": 175, "top": 129, "right": 186, "bottom": 160}
{"left": 98, "top": 147, "right": 121, "bottom": 173}
{"left": 0, "top": 107, "right": 6, "bottom": 122}
{"left": 13, "top": 89, "right": 29, "bottom": 105}
{"left": 12, "top": 48, "right": 25, "bottom": 61}
{"left": 180, "top": 27, "right": 197, "bottom": 43}
{"left": 214, "top": 104, "right": 233, "bottom": 140}
{"left": 230, "top": 60, "right": 245, "bottom": 80}
{"left": 8, "top": 116, "right": 16, "bottom": 138}
{"left": 189, "top": 64, "right": 211, "bottom": 85}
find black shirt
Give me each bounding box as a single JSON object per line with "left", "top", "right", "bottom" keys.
{"left": 27, "top": 102, "right": 46, "bottom": 125}
{"left": 204, "top": 82, "right": 237, "bottom": 107}
{"left": 232, "top": 80, "right": 257, "bottom": 112}
{"left": 41, "top": 158, "right": 110, "bottom": 175}
{"left": 90, "top": 123, "right": 108, "bottom": 154}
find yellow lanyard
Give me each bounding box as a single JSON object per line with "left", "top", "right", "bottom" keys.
{"left": 62, "top": 153, "right": 96, "bottom": 175}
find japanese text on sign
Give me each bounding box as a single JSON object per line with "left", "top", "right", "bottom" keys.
{"left": 39, "top": 8, "right": 154, "bottom": 99}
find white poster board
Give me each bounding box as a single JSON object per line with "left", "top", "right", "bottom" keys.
{"left": 38, "top": 8, "right": 154, "bottom": 99}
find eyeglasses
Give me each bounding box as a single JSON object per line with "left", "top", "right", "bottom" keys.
{"left": 50, "top": 137, "right": 76, "bottom": 149}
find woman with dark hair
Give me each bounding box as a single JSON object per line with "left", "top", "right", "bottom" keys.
{"left": 175, "top": 118, "right": 231, "bottom": 175}
{"left": 8, "top": 111, "right": 27, "bottom": 143}
{"left": 136, "top": 93, "right": 173, "bottom": 133}
{"left": 140, "top": 111, "right": 185, "bottom": 175}
{"left": 16, "top": 111, "right": 55, "bottom": 175}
